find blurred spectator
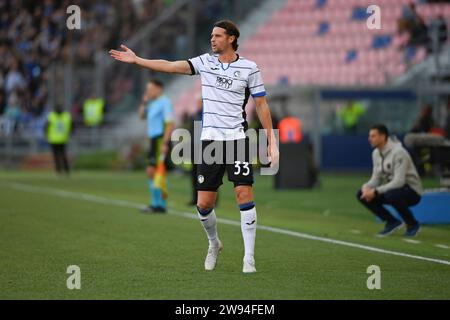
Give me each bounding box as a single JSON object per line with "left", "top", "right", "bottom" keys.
{"left": 411, "top": 104, "right": 435, "bottom": 133}
{"left": 0, "top": 68, "right": 4, "bottom": 91}
{"left": 398, "top": 2, "right": 429, "bottom": 48}
{"left": 0, "top": 89, "right": 5, "bottom": 115}
{"left": 44, "top": 104, "right": 72, "bottom": 175}
{"left": 407, "top": 104, "right": 440, "bottom": 176}
{"left": 337, "top": 101, "right": 365, "bottom": 133}
{"left": 435, "top": 15, "right": 448, "bottom": 44}
{"left": 5, "top": 60, "right": 26, "bottom": 94}
{"left": 429, "top": 15, "right": 448, "bottom": 51}
{"left": 4, "top": 92, "right": 22, "bottom": 131}
{"left": 83, "top": 92, "right": 105, "bottom": 127}
{"left": 0, "top": 0, "right": 251, "bottom": 137}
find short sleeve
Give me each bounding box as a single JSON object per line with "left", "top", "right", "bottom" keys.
{"left": 248, "top": 66, "right": 266, "bottom": 98}
{"left": 187, "top": 53, "right": 207, "bottom": 76}
{"left": 163, "top": 100, "right": 174, "bottom": 123}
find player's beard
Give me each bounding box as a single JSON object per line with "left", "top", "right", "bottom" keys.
{"left": 212, "top": 45, "right": 222, "bottom": 54}
{"left": 371, "top": 139, "right": 382, "bottom": 149}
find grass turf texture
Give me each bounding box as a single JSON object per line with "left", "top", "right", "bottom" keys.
{"left": 1, "top": 170, "right": 449, "bottom": 299}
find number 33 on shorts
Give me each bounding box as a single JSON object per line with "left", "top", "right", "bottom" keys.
{"left": 234, "top": 161, "right": 250, "bottom": 176}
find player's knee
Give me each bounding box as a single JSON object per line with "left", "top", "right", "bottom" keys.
{"left": 383, "top": 190, "right": 398, "bottom": 202}
{"left": 197, "top": 200, "right": 215, "bottom": 212}
{"left": 235, "top": 187, "right": 253, "bottom": 204}
{"left": 197, "top": 201, "right": 214, "bottom": 212}
{"left": 383, "top": 192, "right": 403, "bottom": 206}
{"left": 197, "top": 190, "right": 217, "bottom": 211}
{"left": 196, "top": 206, "right": 213, "bottom": 216}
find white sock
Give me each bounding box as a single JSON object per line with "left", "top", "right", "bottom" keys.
{"left": 240, "top": 204, "right": 257, "bottom": 259}
{"left": 197, "top": 208, "right": 219, "bottom": 248}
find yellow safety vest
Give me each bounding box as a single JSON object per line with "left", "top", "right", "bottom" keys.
{"left": 83, "top": 98, "right": 104, "bottom": 126}
{"left": 47, "top": 111, "right": 71, "bottom": 144}
{"left": 338, "top": 102, "right": 365, "bottom": 128}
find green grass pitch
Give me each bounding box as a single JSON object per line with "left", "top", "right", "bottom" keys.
{"left": 1, "top": 170, "right": 449, "bottom": 299}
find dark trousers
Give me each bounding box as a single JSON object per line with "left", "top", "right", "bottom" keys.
{"left": 50, "top": 143, "right": 70, "bottom": 174}
{"left": 357, "top": 185, "right": 421, "bottom": 226}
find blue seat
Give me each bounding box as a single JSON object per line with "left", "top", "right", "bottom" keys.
{"left": 351, "top": 7, "right": 370, "bottom": 21}
{"left": 345, "top": 49, "right": 358, "bottom": 63}
{"left": 317, "top": 22, "right": 330, "bottom": 35}
{"left": 372, "top": 35, "right": 392, "bottom": 49}
{"left": 316, "top": 0, "right": 327, "bottom": 9}
{"left": 404, "top": 46, "right": 417, "bottom": 62}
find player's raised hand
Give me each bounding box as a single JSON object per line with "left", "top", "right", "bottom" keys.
{"left": 109, "top": 44, "right": 136, "bottom": 64}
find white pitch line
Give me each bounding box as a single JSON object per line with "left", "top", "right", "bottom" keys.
{"left": 435, "top": 244, "right": 450, "bottom": 249}
{"left": 7, "top": 182, "right": 450, "bottom": 267}
{"left": 402, "top": 239, "right": 422, "bottom": 244}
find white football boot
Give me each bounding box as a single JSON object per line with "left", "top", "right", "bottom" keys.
{"left": 204, "top": 239, "right": 223, "bottom": 271}
{"left": 243, "top": 256, "right": 256, "bottom": 273}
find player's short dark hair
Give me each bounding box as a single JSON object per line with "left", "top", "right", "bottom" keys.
{"left": 213, "top": 20, "right": 240, "bottom": 51}
{"left": 149, "top": 78, "right": 164, "bottom": 88}
{"left": 371, "top": 123, "right": 389, "bottom": 139}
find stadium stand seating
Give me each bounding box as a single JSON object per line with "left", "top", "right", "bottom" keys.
{"left": 174, "top": 0, "right": 450, "bottom": 116}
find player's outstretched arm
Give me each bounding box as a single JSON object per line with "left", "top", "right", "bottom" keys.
{"left": 109, "top": 44, "right": 192, "bottom": 75}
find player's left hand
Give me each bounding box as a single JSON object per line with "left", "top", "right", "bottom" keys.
{"left": 268, "top": 140, "right": 279, "bottom": 167}
{"left": 109, "top": 44, "right": 137, "bottom": 63}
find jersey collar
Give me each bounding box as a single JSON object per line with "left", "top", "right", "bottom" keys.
{"left": 218, "top": 54, "right": 239, "bottom": 71}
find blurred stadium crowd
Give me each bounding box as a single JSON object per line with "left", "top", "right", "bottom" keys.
{"left": 0, "top": 0, "right": 166, "bottom": 133}
{"left": 1, "top": 0, "right": 450, "bottom": 139}
{"left": 177, "top": 0, "right": 450, "bottom": 114}
{"left": 0, "top": 0, "right": 226, "bottom": 136}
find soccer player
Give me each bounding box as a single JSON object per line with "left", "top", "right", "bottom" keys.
{"left": 139, "top": 79, "right": 174, "bottom": 213}
{"left": 110, "top": 20, "right": 279, "bottom": 273}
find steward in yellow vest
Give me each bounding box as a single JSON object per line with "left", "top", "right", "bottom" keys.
{"left": 45, "top": 106, "right": 72, "bottom": 174}
{"left": 83, "top": 97, "right": 105, "bottom": 127}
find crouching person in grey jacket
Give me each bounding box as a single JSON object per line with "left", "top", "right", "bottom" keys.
{"left": 357, "top": 124, "right": 423, "bottom": 237}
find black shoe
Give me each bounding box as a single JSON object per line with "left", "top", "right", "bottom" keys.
{"left": 140, "top": 205, "right": 157, "bottom": 213}
{"left": 405, "top": 224, "right": 420, "bottom": 237}
{"left": 378, "top": 220, "right": 404, "bottom": 236}
{"left": 153, "top": 206, "right": 167, "bottom": 213}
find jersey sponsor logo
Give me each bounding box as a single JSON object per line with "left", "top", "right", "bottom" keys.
{"left": 216, "top": 76, "right": 233, "bottom": 89}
